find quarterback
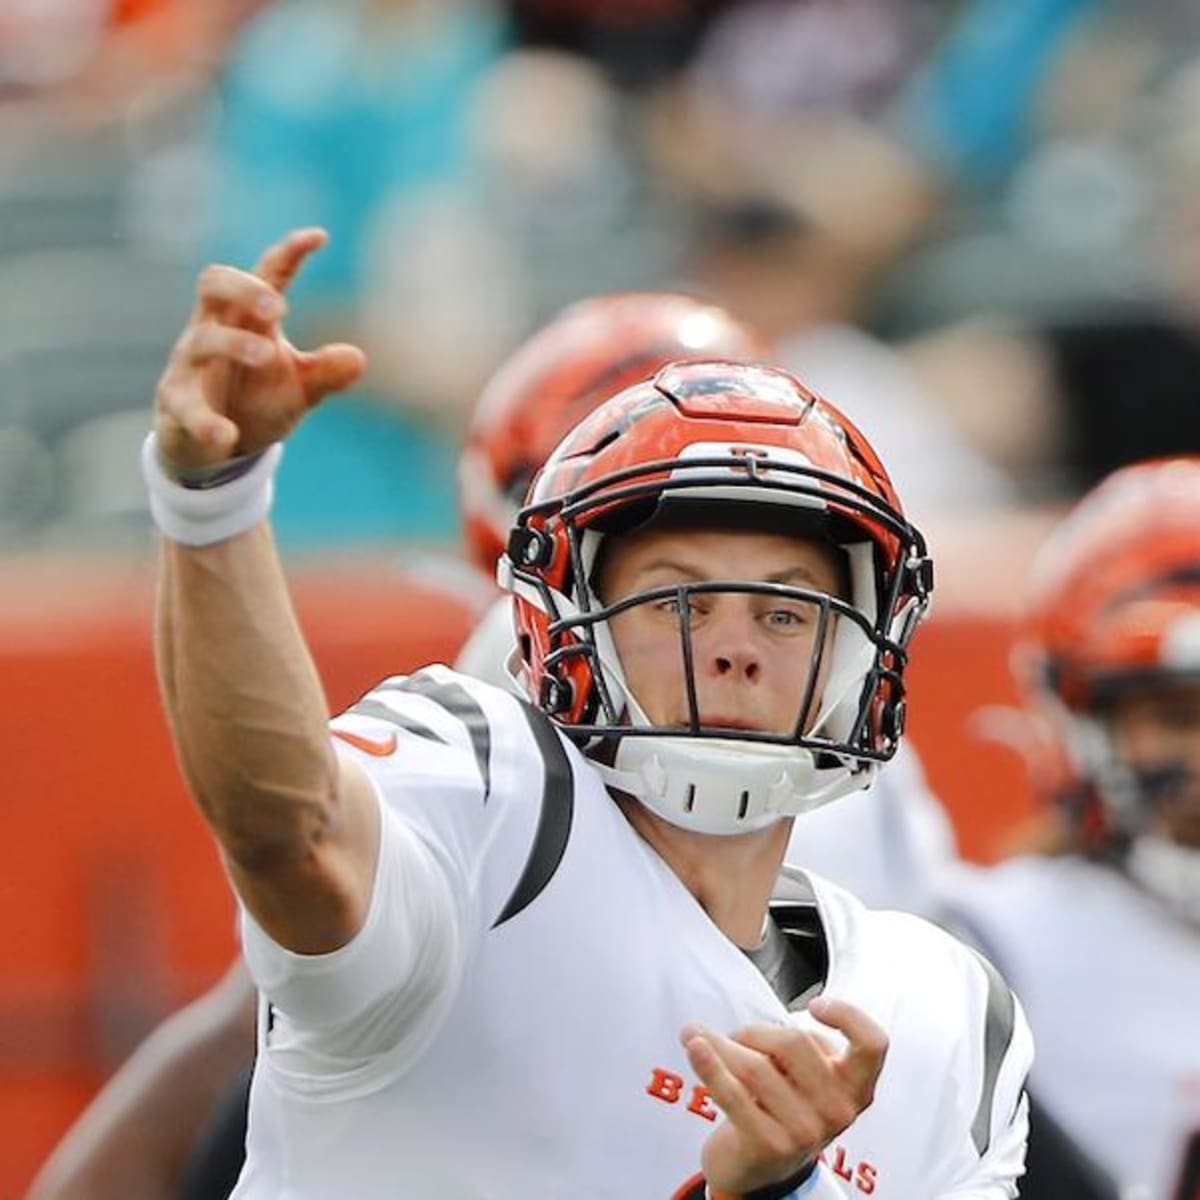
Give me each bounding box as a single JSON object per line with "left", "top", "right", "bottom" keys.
{"left": 454, "top": 290, "right": 959, "bottom": 918}
{"left": 28, "top": 289, "right": 770, "bottom": 1200}
{"left": 144, "top": 228, "right": 1031, "bottom": 1198}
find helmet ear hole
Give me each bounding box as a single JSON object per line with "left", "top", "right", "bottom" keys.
{"left": 539, "top": 674, "right": 575, "bottom": 715}
{"left": 881, "top": 696, "right": 906, "bottom": 747}
{"left": 508, "top": 527, "right": 555, "bottom": 569}
{"left": 518, "top": 633, "right": 533, "bottom": 665}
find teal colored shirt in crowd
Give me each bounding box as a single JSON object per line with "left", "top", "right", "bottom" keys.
{"left": 272, "top": 396, "right": 460, "bottom": 552}
{"left": 199, "top": 1, "right": 505, "bottom": 548}
{"left": 207, "top": 0, "right": 509, "bottom": 306}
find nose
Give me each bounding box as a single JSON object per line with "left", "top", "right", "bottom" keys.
{"left": 700, "top": 599, "right": 761, "bottom": 682}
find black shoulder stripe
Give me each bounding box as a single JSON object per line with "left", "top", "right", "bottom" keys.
{"left": 347, "top": 698, "right": 449, "bottom": 745}
{"left": 383, "top": 674, "right": 491, "bottom": 802}
{"left": 492, "top": 703, "right": 574, "bottom": 929}
{"left": 971, "top": 950, "right": 1017, "bottom": 1156}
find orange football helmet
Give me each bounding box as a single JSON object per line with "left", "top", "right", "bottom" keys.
{"left": 458, "top": 292, "right": 770, "bottom": 574}
{"left": 501, "top": 360, "right": 933, "bottom": 834}
{"left": 1024, "top": 457, "right": 1200, "bottom": 713}
{"left": 1019, "top": 457, "right": 1200, "bottom": 849}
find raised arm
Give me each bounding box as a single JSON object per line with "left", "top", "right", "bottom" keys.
{"left": 151, "top": 228, "right": 377, "bottom": 953}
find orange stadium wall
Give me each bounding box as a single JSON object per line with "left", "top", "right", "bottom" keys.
{"left": 0, "top": 545, "right": 1042, "bottom": 1197}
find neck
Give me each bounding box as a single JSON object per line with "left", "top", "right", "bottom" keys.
{"left": 617, "top": 795, "right": 792, "bottom": 947}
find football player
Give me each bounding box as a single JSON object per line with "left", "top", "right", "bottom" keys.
{"left": 937, "top": 457, "right": 1200, "bottom": 1199}
{"left": 138, "top": 227, "right": 1031, "bottom": 1198}
{"left": 27, "top": 293, "right": 772, "bottom": 1200}
{"left": 454, "top": 290, "right": 957, "bottom": 916}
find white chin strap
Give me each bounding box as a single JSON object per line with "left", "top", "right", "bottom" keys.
{"left": 592, "top": 736, "right": 873, "bottom": 836}
{"left": 1124, "top": 833, "right": 1200, "bottom": 929}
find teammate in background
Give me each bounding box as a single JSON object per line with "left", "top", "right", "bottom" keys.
{"left": 141, "top": 227, "right": 1031, "bottom": 1198}
{"left": 937, "top": 458, "right": 1200, "bottom": 1200}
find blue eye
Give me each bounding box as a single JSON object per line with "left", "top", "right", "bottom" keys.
{"left": 656, "top": 596, "right": 700, "bottom": 622}
{"left": 764, "top": 608, "right": 808, "bottom": 628}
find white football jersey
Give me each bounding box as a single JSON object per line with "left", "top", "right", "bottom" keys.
{"left": 233, "top": 667, "right": 1030, "bottom": 1199}
{"left": 937, "top": 855, "right": 1200, "bottom": 1199}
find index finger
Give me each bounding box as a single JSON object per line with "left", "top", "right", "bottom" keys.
{"left": 253, "top": 227, "right": 328, "bottom": 292}
{"left": 809, "top": 998, "right": 888, "bottom": 1085}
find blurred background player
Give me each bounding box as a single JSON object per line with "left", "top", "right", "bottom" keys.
{"left": 937, "top": 457, "right": 1200, "bottom": 1200}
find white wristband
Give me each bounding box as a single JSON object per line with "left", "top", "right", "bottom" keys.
{"left": 140, "top": 432, "right": 284, "bottom": 546}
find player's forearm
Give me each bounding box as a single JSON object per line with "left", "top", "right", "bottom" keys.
{"left": 156, "top": 522, "right": 338, "bottom": 868}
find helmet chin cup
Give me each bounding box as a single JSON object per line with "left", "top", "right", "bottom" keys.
{"left": 595, "top": 735, "right": 871, "bottom": 836}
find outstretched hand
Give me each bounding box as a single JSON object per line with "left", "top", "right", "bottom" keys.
{"left": 682, "top": 996, "right": 887, "bottom": 1195}
{"left": 155, "top": 228, "right": 367, "bottom": 470}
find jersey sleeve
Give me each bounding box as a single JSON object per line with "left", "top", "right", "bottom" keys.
{"left": 330, "top": 665, "right": 571, "bottom": 932}
{"left": 238, "top": 790, "right": 459, "bottom": 1049}
{"left": 239, "top": 665, "right": 572, "bottom": 1052}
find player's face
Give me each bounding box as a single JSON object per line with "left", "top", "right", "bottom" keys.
{"left": 597, "top": 526, "right": 844, "bottom": 738}
{"left": 1107, "top": 679, "right": 1200, "bottom": 847}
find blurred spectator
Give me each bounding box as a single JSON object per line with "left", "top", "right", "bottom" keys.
{"left": 265, "top": 394, "right": 463, "bottom": 550}
{"left": 199, "top": 0, "right": 511, "bottom": 551}
{"left": 0, "top": 0, "right": 258, "bottom": 139}
{"left": 688, "top": 0, "right": 943, "bottom": 118}
{"left": 356, "top": 46, "right": 685, "bottom": 432}
{"left": 204, "top": 0, "right": 507, "bottom": 324}
{"left": 896, "top": 0, "right": 1200, "bottom": 196}
{"left": 890, "top": 48, "right": 1200, "bottom": 503}
{"left": 0, "top": 3, "right": 263, "bottom": 551}
{"left": 894, "top": 0, "right": 1104, "bottom": 192}
{"left": 646, "top": 84, "right": 1015, "bottom": 526}
{"left": 460, "top": 48, "right": 665, "bottom": 316}
{"left": 361, "top": 49, "right": 631, "bottom": 397}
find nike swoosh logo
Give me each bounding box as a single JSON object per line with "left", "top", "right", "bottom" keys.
{"left": 332, "top": 728, "right": 398, "bottom": 757}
